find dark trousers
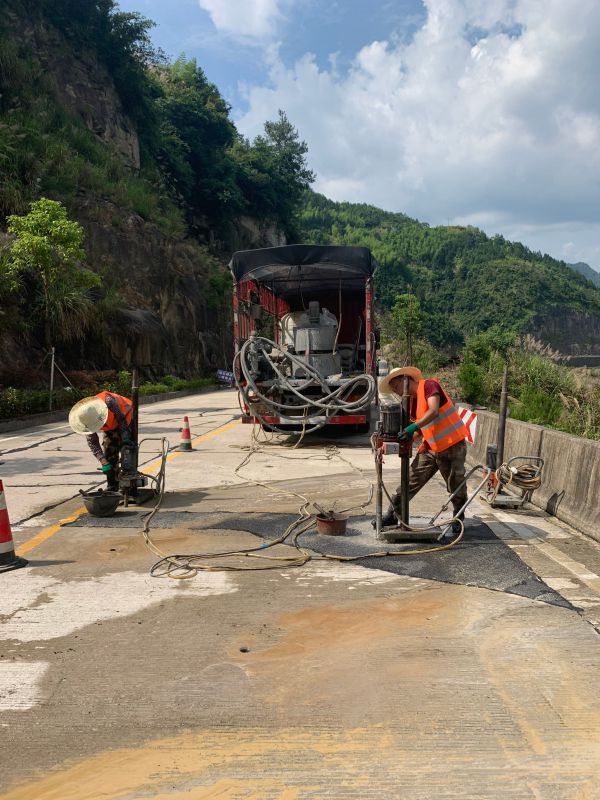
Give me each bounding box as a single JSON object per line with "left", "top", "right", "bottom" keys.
{"left": 392, "top": 440, "right": 468, "bottom": 517}
{"left": 102, "top": 429, "right": 122, "bottom": 490}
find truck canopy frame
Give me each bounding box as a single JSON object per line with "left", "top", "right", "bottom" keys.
{"left": 229, "top": 244, "right": 378, "bottom": 297}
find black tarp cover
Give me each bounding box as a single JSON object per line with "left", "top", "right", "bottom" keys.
{"left": 229, "top": 245, "right": 377, "bottom": 296}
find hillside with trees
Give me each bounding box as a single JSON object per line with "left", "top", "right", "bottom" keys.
{"left": 299, "top": 193, "right": 600, "bottom": 439}
{"left": 1, "top": 0, "right": 598, "bottom": 437}
{"left": 300, "top": 192, "right": 600, "bottom": 355}
{"left": 0, "top": 0, "right": 314, "bottom": 391}
{"left": 568, "top": 262, "right": 600, "bottom": 288}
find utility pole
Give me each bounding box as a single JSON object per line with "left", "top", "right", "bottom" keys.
{"left": 49, "top": 347, "right": 56, "bottom": 411}
{"left": 131, "top": 368, "right": 139, "bottom": 445}
{"left": 497, "top": 361, "right": 509, "bottom": 467}
{"left": 407, "top": 286, "right": 414, "bottom": 366}
{"left": 399, "top": 374, "right": 411, "bottom": 527}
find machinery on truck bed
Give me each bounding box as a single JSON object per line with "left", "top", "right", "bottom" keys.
{"left": 230, "top": 245, "right": 378, "bottom": 434}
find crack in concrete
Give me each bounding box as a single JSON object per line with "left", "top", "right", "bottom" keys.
{"left": 0, "top": 432, "right": 74, "bottom": 456}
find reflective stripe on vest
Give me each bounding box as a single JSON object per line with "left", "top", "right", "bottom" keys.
{"left": 415, "top": 380, "right": 468, "bottom": 454}
{"left": 95, "top": 391, "right": 133, "bottom": 432}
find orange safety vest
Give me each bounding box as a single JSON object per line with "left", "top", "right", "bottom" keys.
{"left": 95, "top": 391, "right": 133, "bottom": 432}
{"left": 412, "top": 380, "right": 468, "bottom": 454}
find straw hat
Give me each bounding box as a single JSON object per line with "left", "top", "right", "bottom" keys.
{"left": 378, "top": 366, "right": 423, "bottom": 394}
{"left": 68, "top": 396, "right": 109, "bottom": 435}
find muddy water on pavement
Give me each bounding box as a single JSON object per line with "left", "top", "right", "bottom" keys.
{"left": 2, "top": 585, "right": 600, "bottom": 800}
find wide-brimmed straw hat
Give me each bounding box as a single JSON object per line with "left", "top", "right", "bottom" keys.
{"left": 378, "top": 366, "right": 423, "bottom": 394}
{"left": 68, "top": 396, "right": 109, "bottom": 435}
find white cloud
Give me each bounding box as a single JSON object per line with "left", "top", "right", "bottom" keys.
{"left": 197, "top": 0, "right": 283, "bottom": 40}
{"left": 236, "top": 0, "right": 600, "bottom": 268}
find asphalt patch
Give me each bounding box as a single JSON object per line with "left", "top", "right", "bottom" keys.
{"left": 68, "top": 509, "right": 571, "bottom": 608}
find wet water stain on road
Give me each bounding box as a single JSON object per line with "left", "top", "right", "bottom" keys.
{"left": 2, "top": 580, "right": 600, "bottom": 800}
{"left": 66, "top": 508, "right": 572, "bottom": 606}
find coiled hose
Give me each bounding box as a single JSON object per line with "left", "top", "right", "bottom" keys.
{"left": 496, "top": 462, "right": 542, "bottom": 491}
{"left": 236, "top": 334, "right": 376, "bottom": 434}
{"left": 488, "top": 460, "right": 543, "bottom": 504}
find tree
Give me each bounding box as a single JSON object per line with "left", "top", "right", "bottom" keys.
{"left": 155, "top": 56, "right": 242, "bottom": 223}
{"left": 391, "top": 292, "right": 426, "bottom": 360}
{"left": 4, "top": 198, "right": 100, "bottom": 347}
{"left": 262, "top": 110, "right": 315, "bottom": 191}
{"left": 252, "top": 110, "right": 315, "bottom": 229}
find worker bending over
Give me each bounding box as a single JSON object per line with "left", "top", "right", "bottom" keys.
{"left": 379, "top": 366, "right": 469, "bottom": 533}
{"left": 68, "top": 391, "right": 133, "bottom": 491}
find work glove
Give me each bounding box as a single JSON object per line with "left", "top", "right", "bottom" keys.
{"left": 100, "top": 463, "right": 113, "bottom": 473}
{"left": 398, "top": 422, "right": 419, "bottom": 442}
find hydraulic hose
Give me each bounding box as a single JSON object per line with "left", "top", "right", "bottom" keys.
{"left": 237, "top": 334, "right": 376, "bottom": 434}
{"left": 486, "top": 459, "right": 543, "bottom": 505}
{"left": 495, "top": 462, "right": 542, "bottom": 492}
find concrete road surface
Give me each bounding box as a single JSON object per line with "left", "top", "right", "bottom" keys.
{"left": 1, "top": 388, "right": 600, "bottom": 799}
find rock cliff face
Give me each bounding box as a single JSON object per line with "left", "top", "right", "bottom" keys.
{"left": 77, "top": 199, "right": 230, "bottom": 377}
{"left": 530, "top": 310, "right": 600, "bottom": 356}
{"left": 229, "top": 216, "right": 287, "bottom": 251}
{"left": 1, "top": 16, "right": 285, "bottom": 379}
{"left": 16, "top": 20, "right": 140, "bottom": 168}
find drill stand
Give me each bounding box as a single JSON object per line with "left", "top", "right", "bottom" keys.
{"left": 374, "top": 429, "right": 491, "bottom": 543}
{"left": 118, "top": 441, "right": 154, "bottom": 507}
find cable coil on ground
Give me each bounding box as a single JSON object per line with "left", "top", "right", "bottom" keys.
{"left": 140, "top": 425, "right": 465, "bottom": 580}
{"left": 487, "top": 459, "right": 543, "bottom": 505}
{"left": 495, "top": 462, "right": 542, "bottom": 492}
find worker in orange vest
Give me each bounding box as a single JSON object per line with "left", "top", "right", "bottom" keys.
{"left": 378, "top": 366, "right": 469, "bottom": 534}
{"left": 69, "top": 392, "right": 133, "bottom": 491}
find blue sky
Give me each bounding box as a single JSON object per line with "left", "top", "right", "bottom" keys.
{"left": 118, "top": 0, "right": 600, "bottom": 272}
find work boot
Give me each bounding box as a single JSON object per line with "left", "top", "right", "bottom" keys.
{"left": 372, "top": 503, "right": 400, "bottom": 529}
{"left": 382, "top": 506, "right": 399, "bottom": 527}
{"left": 451, "top": 511, "right": 465, "bottom": 536}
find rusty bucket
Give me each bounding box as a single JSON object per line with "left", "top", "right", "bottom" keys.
{"left": 315, "top": 513, "right": 348, "bottom": 536}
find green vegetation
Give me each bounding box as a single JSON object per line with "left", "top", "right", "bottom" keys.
{"left": 2, "top": 2, "right": 598, "bottom": 440}
{"left": 0, "top": 30, "right": 186, "bottom": 235}
{"left": 568, "top": 262, "right": 600, "bottom": 288}
{"left": 0, "top": 372, "right": 216, "bottom": 420}
{"left": 300, "top": 192, "right": 600, "bottom": 349}
{"left": 299, "top": 193, "right": 600, "bottom": 439}
{"left": 378, "top": 293, "right": 443, "bottom": 374}
{"left": 457, "top": 331, "right": 600, "bottom": 440}
{"left": 138, "top": 375, "right": 215, "bottom": 396}
{"left": 3, "top": 199, "right": 100, "bottom": 347}
{"left": 0, "top": 0, "right": 314, "bottom": 403}
{"left": 0, "top": 2, "right": 314, "bottom": 237}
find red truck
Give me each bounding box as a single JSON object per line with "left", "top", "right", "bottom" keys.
{"left": 229, "top": 244, "right": 378, "bottom": 433}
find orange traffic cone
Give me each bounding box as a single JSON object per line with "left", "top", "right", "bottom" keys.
{"left": 0, "top": 480, "right": 28, "bottom": 573}
{"left": 179, "top": 416, "right": 193, "bottom": 451}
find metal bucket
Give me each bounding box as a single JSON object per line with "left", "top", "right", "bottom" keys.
{"left": 316, "top": 513, "right": 348, "bottom": 536}
{"left": 81, "top": 490, "right": 121, "bottom": 517}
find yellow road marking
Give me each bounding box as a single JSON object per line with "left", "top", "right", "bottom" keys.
{"left": 16, "top": 509, "right": 86, "bottom": 556}
{"left": 15, "top": 418, "right": 241, "bottom": 557}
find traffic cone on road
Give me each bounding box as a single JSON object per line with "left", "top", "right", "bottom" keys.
{"left": 0, "top": 480, "right": 28, "bottom": 574}
{"left": 179, "top": 416, "right": 193, "bottom": 451}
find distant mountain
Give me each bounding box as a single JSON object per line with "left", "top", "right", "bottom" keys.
{"left": 299, "top": 192, "right": 600, "bottom": 354}
{"left": 568, "top": 262, "right": 600, "bottom": 288}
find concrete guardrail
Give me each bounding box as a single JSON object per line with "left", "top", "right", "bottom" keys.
{"left": 468, "top": 409, "right": 600, "bottom": 543}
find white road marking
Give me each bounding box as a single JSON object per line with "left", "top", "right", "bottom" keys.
{"left": 0, "top": 423, "right": 71, "bottom": 444}
{"left": 487, "top": 517, "right": 600, "bottom": 599}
